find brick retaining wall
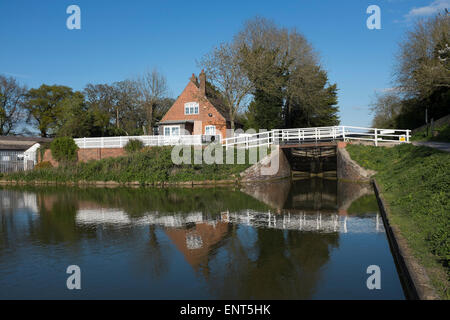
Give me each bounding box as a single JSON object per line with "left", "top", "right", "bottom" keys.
{"left": 40, "top": 148, "right": 126, "bottom": 166}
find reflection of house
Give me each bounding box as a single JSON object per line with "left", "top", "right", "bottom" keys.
{"left": 164, "top": 222, "right": 230, "bottom": 276}
{"left": 157, "top": 70, "right": 241, "bottom": 140}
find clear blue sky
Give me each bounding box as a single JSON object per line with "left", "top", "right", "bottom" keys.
{"left": 1, "top": 0, "right": 447, "bottom": 127}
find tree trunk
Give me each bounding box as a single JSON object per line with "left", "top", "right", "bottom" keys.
{"left": 147, "top": 102, "right": 153, "bottom": 135}
{"left": 230, "top": 109, "right": 235, "bottom": 130}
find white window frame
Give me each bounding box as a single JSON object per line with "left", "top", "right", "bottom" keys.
{"left": 163, "top": 125, "right": 181, "bottom": 136}
{"left": 205, "top": 125, "right": 216, "bottom": 135}
{"left": 184, "top": 102, "right": 199, "bottom": 115}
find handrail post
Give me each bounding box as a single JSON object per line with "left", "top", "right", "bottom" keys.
{"left": 374, "top": 128, "right": 378, "bottom": 146}
{"left": 342, "top": 126, "right": 346, "bottom": 141}
{"left": 406, "top": 130, "right": 410, "bottom": 143}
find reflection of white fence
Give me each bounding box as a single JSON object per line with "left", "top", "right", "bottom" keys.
{"left": 73, "top": 135, "right": 203, "bottom": 149}
{"left": 74, "top": 208, "right": 383, "bottom": 234}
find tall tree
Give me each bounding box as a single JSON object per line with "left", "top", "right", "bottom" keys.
{"left": 0, "top": 75, "right": 27, "bottom": 135}
{"left": 237, "top": 17, "right": 339, "bottom": 129}
{"left": 394, "top": 11, "right": 450, "bottom": 123}
{"left": 199, "top": 42, "right": 253, "bottom": 129}
{"left": 136, "top": 69, "right": 168, "bottom": 134}
{"left": 25, "top": 85, "right": 74, "bottom": 137}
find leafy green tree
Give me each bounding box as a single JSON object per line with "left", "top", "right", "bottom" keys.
{"left": 393, "top": 11, "right": 450, "bottom": 128}
{"left": 26, "top": 85, "right": 75, "bottom": 137}
{"left": 236, "top": 17, "right": 339, "bottom": 129}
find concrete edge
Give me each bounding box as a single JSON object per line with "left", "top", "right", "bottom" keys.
{"left": 372, "top": 179, "right": 440, "bottom": 300}
{"left": 0, "top": 179, "right": 239, "bottom": 188}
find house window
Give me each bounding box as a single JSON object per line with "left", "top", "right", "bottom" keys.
{"left": 164, "top": 125, "right": 180, "bottom": 136}
{"left": 185, "top": 102, "right": 199, "bottom": 115}
{"left": 205, "top": 125, "right": 216, "bottom": 135}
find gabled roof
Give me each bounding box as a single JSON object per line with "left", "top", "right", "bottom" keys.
{"left": 0, "top": 136, "right": 52, "bottom": 151}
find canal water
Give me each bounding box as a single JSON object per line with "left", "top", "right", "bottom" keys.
{"left": 0, "top": 179, "right": 405, "bottom": 299}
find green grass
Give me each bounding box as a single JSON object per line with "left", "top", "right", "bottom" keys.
{"left": 412, "top": 123, "right": 450, "bottom": 142}
{"left": 347, "top": 143, "right": 450, "bottom": 299}
{"left": 1, "top": 146, "right": 269, "bottom": 184}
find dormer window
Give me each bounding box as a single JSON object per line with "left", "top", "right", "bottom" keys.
{"left": 185, "top": 102, "right": 199, "bottom": 115}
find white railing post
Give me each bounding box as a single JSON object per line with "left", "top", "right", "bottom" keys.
{"left": 315, "top": 128, "right": 318, "bottom": 141}
{"left": 374, "top": 128, "right": 378, "bottom": 146}
{"left": 406, "top": 130, "right": 410, "bottom": 143}
{"left": 83, "top": 137, "right": 86, "bottom": 149}
{"left": 342, "top": 126, "right": 346, "bottom": 141}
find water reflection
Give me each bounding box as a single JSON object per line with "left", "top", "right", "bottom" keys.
{"left": 0, "top": 180, "right": 404, "bottom": 299}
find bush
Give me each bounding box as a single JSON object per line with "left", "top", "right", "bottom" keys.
{"left": 50, "top": 137, "right": 79, "bottom": 163}
{"left": 34, "top": 161, "right": 53, "bottom": 170}
{"left": 124, "top": 139, "right": 144, "bottom": 154}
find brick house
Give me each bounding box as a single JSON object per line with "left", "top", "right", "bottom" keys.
{"left": 158, "top": 70, "right": 238, "bottom": 141}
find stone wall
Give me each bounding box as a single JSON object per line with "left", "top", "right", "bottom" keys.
{"left": 240, "top": 146, "right": 291, "bottom": 182}
{"left": 337, "top": 144, "right": 376, "bottom": 181}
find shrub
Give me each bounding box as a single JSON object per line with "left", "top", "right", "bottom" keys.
{"left": 50, "top": 137, "right": 79, "bottom": 163}
{"left": 124, "top": 139, "right": 144, "bottom": 154}
{"left": 34, "top": 161, "right": 53, "bottom": 170}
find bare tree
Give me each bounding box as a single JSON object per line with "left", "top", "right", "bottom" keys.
{"left": 0, "top": 75, "right": 27, "bottom": 135}
{"left": 136, "top": 68, "right": 168, "bottom": 134}
{"left": 370, "top": 91, "right": 403, "bottom": 128}
{"left": 199, "top": 42, "right": 253, "bottom": 129}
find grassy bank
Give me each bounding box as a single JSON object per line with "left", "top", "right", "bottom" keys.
{"left": 347, "top": 143, "right": 449, "bottom": 298}
{"left": 1, "top": 146, "right": 267, "bottom": 184}
{"left": 412, "top": 123, "right": 450, "bottom": 142}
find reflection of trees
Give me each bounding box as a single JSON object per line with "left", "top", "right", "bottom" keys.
{"left": 143, "top": 225, "right": 169, "bottom": 278}
{"left": 207, "top": 225, "right": 339, "bottom": 299}
{"left": 1, "top": 181, "right": 345, "bottom": 299}
{"left": 285, "top": 178, "right": 338, "bottom": 210}
{"left": 29, "top": 191, "right": 82, "bottom": 244}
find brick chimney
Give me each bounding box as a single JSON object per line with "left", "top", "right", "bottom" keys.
{"left": 190, "top": 73, "right": 198, "bottom": 85}
{"left": 199, "top": 69, "right": 206, "bottom": 96}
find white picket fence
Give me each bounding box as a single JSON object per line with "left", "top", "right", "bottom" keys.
{"left": 72, "top": 126, "right": 411, "bottom": 150}
{"left": 74, "top": 135, "right": 203, "bottom": 149}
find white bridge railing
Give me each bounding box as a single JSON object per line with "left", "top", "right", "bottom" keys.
{"left": 222, "top": 126, "right": 411, "bottom": 149}
{"left": 73, "top": 126, "right": 410, "bottom": 149}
